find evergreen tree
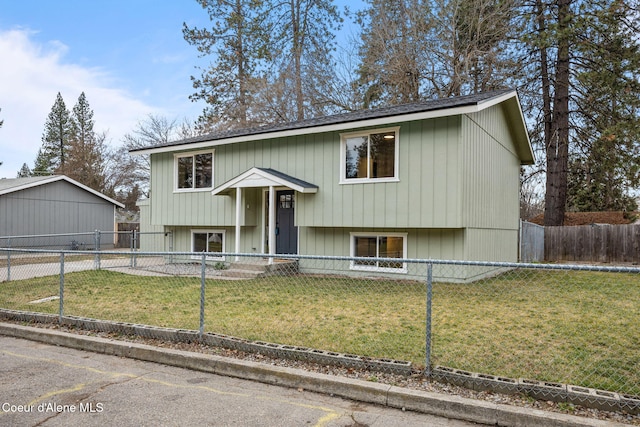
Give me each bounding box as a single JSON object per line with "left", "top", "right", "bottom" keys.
{"left": 184, "top": 0, "right": 343, "bottom": 127}
{"left": 261, "top": 0, "right": 342, "bottom": 121}
{"left": 16, "top": 163, "right": 32, "bottom": 178}
{"left": 355, "top": 0, "right": 518, "bottom": 107}
{"left": 356, "top": 0, "right": 428, "bottom": 106}
{"left": 38, "top": 92, "right": 72, "bottom": 175}
{"left": 565, "top": 0, "right": 640, "bottom": 212}
{"left": 518, "top": 0, "right": 640, "bottom": 222}
{"left": 66, "top": 92, "right": 106, "bottom": 191}
{"left": 183, "top": 0, "right": 268, "bottom": 129}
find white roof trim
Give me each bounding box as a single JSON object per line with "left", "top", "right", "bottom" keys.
{"left": 212, "top": 167, "right": 318, "bottom": 196}
{"left": 132, "top": 92, "right": 521, "bottom": 156}
{"left": 0, "top": 175, "right": 125, "bottom": 208}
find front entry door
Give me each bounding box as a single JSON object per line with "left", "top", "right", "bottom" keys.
{"left": 275, "top": 190, "right": 297, "bottom": 254}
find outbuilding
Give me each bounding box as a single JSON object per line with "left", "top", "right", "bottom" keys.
{"left": 0, "top": 175, "right": 124, "bottom": 249}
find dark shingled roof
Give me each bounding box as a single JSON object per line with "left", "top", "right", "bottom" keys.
{"left": 255, "top": 168, "right": 318, "bottom": 190}
{"left": 132, "top": 89, "right": 515, "bottom": 152}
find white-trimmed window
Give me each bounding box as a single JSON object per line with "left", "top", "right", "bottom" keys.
{"left": 175, "top": 150, "right": 213, "bottom": 191}
{"left": 340, "top": 127, "right": 399, "bottom": 183}
{"left": 350, "top": 232, "right": 407, "bottom": 273}
{"left": 191, "top": 230, "right": 225, "bottom": 260}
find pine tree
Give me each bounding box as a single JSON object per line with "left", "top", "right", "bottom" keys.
{"left": 16, "top": 163, "right": 32, "bottom": 178}
{"left": 518, "top": 0, "right": 640, "bottom": 223}
{"left": 183, "top": 0, "right": 267, "bottom": 129}
{"left": 38, "top": 92, "right": 72, "bottom": 175}
{"left": 355, "top": 0, "right": 426, "bottom": 106}
{"left": 355, "top": 0, "right": 517, "bottom": 107}
{"left": 66, "top": 92, "right": 105, "bottom": 191}
{"left": 565, "top": 0, "right": 640, "bottom": 212}
{"left": 184, "top": 0, "right": 343, "bottom": 127}
{"left": 261, "top": 0, "right": 342, "bottom": 121}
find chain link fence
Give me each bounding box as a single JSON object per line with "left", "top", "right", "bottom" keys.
{"left": 0, "top": 230, "right": 171, "bottom": 252}
{"left": 0, "top": 247, "right": 638, "bottom": 412}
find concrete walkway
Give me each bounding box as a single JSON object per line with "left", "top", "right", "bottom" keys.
{"left": 0, "top": 257, "right": 168, "bottom": 281}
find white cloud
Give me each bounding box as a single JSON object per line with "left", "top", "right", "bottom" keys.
{"left": 0, "top": 29, "right": 160, "bottom": 178}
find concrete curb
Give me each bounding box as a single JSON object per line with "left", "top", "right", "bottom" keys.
{"left": 0, "top": 322, "right": 630, "bottom": 427}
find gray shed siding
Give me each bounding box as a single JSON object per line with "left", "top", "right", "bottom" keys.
{"left": 0, "top": 180, "right": 116, "bottom": 246}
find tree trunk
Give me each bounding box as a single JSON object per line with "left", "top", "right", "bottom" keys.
{"left": 544, "top": 0, "right": 571, "bottom": 226}
{"left": 291, "top": 0, "right": 304, "bottom": 121}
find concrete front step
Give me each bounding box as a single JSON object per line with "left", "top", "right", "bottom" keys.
{"left": 221, "top": 259, "right": 298, "bottom": 279}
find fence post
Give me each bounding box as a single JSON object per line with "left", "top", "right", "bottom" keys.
{"left": 425, "top": 263, "right": 433, "bottom": 377}
{"left": 130, "top": 230, "right": 138, "bottom": 268}
{"left": 6, "top": 238, "right": 11, "bottom": 282}
{"left": 59, "top": 253, "right": 65, "bottom": 322}
{"left": 199, "top": 253, "right": 206, "bottom": 338}
{"left": 94, "top": 229, "right": 101, "bottom": 270}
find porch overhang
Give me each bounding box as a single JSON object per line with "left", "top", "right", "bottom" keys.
{"left": 212, "top": 167, "right": 318, "bottom": 196}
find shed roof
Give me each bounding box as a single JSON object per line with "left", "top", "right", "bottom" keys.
{"left": 130, "top": 90, "right": 534, "bottom": 165}
{"left": 0, "top": 175, "right": 125, "bottom": 208}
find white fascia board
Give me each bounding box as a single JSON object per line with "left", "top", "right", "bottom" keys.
{"left": 0, "top": 175, "right": 73, "bottom": 196}
{"left": 0, "top": 175, "right": 125, "bottom": 208}
{"left": 212, "top": 167, "right": 317, "bottom": 195}
{"left": 131, "top": 102, "right": 506, "bottom": 156}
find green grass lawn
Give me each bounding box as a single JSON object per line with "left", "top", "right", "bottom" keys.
{"left": 0, "top": 268, "right": 638, "bottom": 395}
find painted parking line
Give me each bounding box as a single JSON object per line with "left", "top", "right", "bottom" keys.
{"left": 0, "top": 347, "right": 342, "bottom": 427}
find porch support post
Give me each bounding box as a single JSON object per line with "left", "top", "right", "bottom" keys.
{"left": 268, "top": 186, "right": 276, "bottom": 264}
{"left": 235, "top": 187, "right": 242, "bottom": 262}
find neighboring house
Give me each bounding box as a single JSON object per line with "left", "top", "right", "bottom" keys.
{"left": 0, "top": 175, "right": 124, "bottom": 249}
{"left": 132, "top": 90, "right": 534, "bottom": 281}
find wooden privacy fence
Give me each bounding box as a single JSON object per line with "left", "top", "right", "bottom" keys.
{"left": 520, "top": 221, "right": 544, "bottom": 262}
{"left": 545, "top": 223, "right": 640, "bottom": 263}
{"left": 116, "top": 223, "right": 140, "bottom": 249}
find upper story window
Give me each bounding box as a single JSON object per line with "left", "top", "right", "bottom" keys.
{"left": 175, "top": 150, "right": 213, "bottom": 191}
{"left": 340, "top": 127, "right": 399, "bottom": 183}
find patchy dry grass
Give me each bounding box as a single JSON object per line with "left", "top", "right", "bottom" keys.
{"left": 0, "top": 268, "right": 638, "bottom": 395}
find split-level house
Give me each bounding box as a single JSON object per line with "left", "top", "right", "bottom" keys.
{"left": 132, "top": 90, "right": 534, "bottom": 281}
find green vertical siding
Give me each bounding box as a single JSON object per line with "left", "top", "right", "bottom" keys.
{"left": 458, "top": 107, "right": 522, "bottom": 261}
{"left": 146, "top": 103, "right": 524, "bottom": 266}
{"left": 464, "top": 228, "right": 518, "bottom": 262}
{"left": 150, "top": 116, "right": 464, "bottom": 231}
{"left": 299, "top": 227, "right": 465, "bottom": 259}
{"left": 304, "top": 117, "right": 462, "bottom": 228}
{"left": 461, "top": 108, "right": 521, "bottom": 231}
{"left": 298, "top": 226, "right": 468, "bottom": 281}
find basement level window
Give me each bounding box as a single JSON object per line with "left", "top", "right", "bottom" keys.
{"left": 191, "top": 230, "right": 225, "bottom": 260}
{"left": 350, "top": 232, "right": 407, "bottom": 273}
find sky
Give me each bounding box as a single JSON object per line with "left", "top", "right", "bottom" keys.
{"left": 0, "top": 1, "right": 361, "bottom": 180}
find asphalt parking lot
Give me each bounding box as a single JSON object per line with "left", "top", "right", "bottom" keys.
{"left": 0, "top": 335, "right": 477, "bottom": 427}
